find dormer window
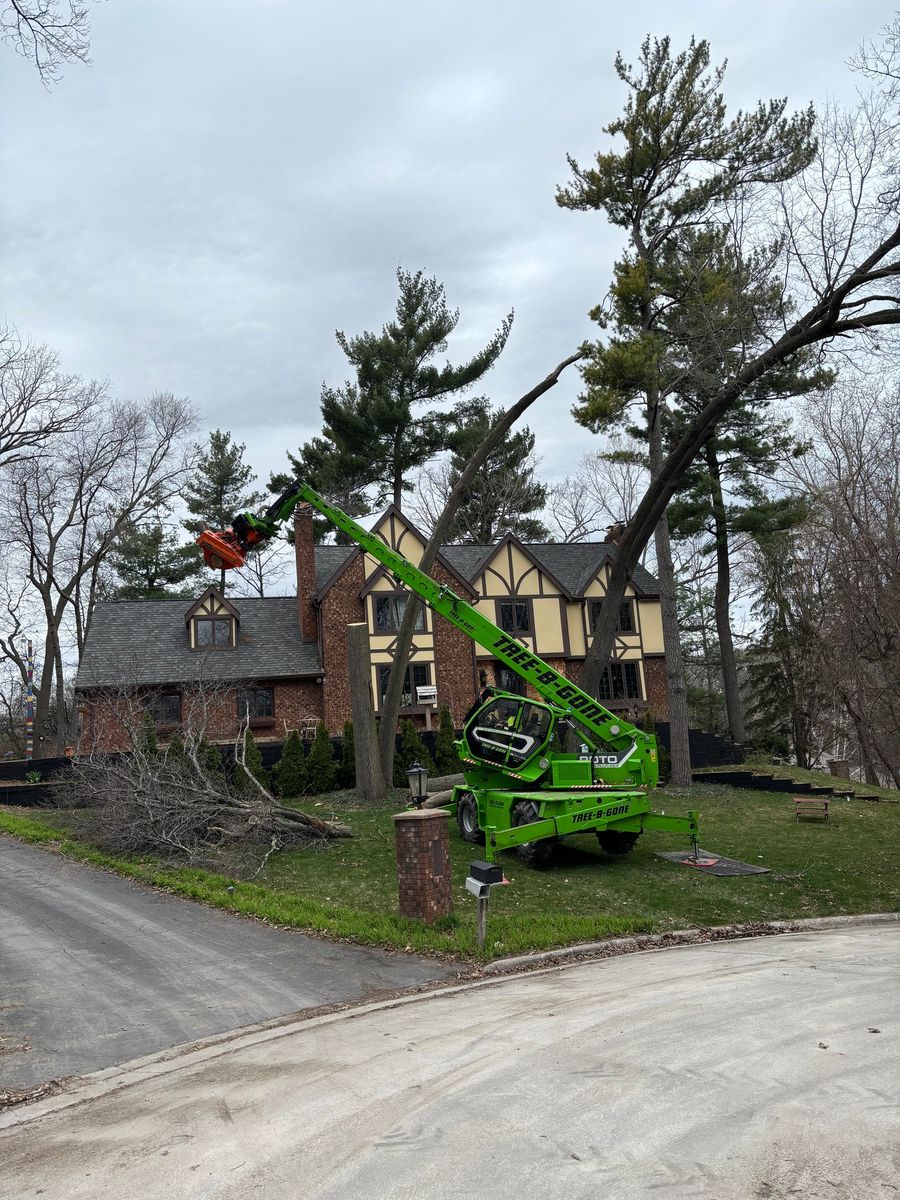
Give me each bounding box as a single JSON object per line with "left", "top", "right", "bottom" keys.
{"left": 195, "top": 617, "right": 234, "bottom": 648}
{"left": 185, "top": 587, "right": 240, "bottom": 651}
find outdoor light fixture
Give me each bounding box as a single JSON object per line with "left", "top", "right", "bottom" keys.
{"left": 406, "top": 760, "right": 429, "bottom": 807}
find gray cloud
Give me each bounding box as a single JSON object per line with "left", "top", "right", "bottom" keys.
{"left": 1, "top": 0, "right": 889, "bottom": 487}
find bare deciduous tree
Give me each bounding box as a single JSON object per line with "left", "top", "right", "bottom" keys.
{"left": 0, "top": 327, "right": 103, "bottom": 468}
{"left": 545, "top": 440, "right": 650, "bottom": 553}
{"left": 782, "top": 381, "right": 900, "bottom": 784}
{"left": 3, "top": 393, "right": 198, "bottom": 751}
{"left": 1, "top": 0, "right": 92, "bottom": 85}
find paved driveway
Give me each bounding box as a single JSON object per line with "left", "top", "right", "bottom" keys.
{"left": 0, "top": 837, "right": 456, "bottom": 1088}
{"left": 1, "top": 924, "right": 897, "bottom": 1199}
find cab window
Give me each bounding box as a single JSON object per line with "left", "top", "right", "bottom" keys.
{"left": 468, "top": 699, "right": 551, "bottom": 766}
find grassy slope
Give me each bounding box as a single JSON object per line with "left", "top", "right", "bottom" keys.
{"left": 696, "top": 758, "right": 900, "bottom": 801}
{"left": 2, "top": 782, "right": 897, "bottom": 960}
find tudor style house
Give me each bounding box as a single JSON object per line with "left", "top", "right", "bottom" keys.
{"left": 75, "top": 504, "right": 669, "bottom": 752}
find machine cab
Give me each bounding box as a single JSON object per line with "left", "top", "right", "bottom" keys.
{"left": 462, "top": 695, "right": 554, "bottom": 771}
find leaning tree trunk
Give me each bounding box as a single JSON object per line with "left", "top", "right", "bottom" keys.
{"left": 705, "top": 443, "right": 747, "bottom": 743}
{"left": 647, "top": 386, "right": 692, "bottom": 787}
{"left": 376, "top": 351, "right": 585, "bottom": 783}
{"left": 347, "top": 622, "right": 387, "bottom": 802}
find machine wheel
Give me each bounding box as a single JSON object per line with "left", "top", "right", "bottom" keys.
{"left": 456, "top": 792, "right": 483, "bottom": 844}
{"left": 596, "top": 830, "right": 640, "bottom": 856}
{"left": 512, "top": 799, "right": 555, "bottom": 867}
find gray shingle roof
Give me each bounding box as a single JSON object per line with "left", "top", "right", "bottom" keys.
{"left": 441, "top": 542, "right": 660, "bottom": 597}
{"left": 314, "top": 544, "right": 355, "bottom": 592}
{"left": 76, "top": 596, "right": 321, "bottom": 690}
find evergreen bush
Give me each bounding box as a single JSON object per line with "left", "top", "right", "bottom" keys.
{"left": 337, "top": 721, "right": 355, "bottom": 788}
{"left": 199, "top": 739, "right": 224, "bottom": 781}
{"left": 393, "top": 719, "right": 435, "bottom": 787}
{"left": 135, "top": 710, "right": 159, "bottom": 756}
{"left": 433, "top": 705, "right": 461, "bottom": 775}
{"left": 273, "top": 729, "right": 308, "bottom": 798}
{"left": 307, "top": 723, "right": 338, "bottom": 793}
{"left": 236, "top": 729, "right": 269, "bottom": 792}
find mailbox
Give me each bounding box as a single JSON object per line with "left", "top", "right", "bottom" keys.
{"left": 469, "top": 861, "right": 503, "bottom": 886}
{"left": 464, "top": 860, "right": 505, "bottom": 899}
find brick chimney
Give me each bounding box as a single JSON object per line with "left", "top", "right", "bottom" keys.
{"left": 294, "top": 504, "right": 319, "bottom": 642}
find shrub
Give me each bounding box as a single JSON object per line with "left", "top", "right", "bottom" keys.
{"left": 274, "top": 729, "right": 308, "bottom": 798}
{"left": 337, "top": 721, "right": 355, "bottom": 788}
{"left": 307, "top": 723, "right": 337, "bottom": 793}
{"left": 434, "top": 705, "right": 461, "bottom": 775}
{"left": 236, "top": 729, "right": 269, "bottom": 792}
{"left": 165, "top": 732, "right": 187, "bottom": 763}
{"left": 393, "top": 719, "right": 435, "bottom": 787}
{"left": 135, "top": 710, "right": 159, "bottom": 756}
{"left": 199, "top": 740, "right": 224, "bottom": 780}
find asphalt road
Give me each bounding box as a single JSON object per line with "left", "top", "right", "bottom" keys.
{"left": 0, "top": 837, "right": 456, "bottom": 1089}
{"left": 1, "top": 925, "right": 897, "bottom": 1199}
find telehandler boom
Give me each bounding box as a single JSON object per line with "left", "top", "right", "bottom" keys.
{"left": 198, "top": 484, "right": 699, "bottom": 865}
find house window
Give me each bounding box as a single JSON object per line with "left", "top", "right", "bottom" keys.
{"left": 495, "top": 665, "right": 526, "bottom": 696}
{"left": 145, "top": 692, "right": 181, "bottom": 726}
{"left": 597, "top": 662, "right": 641, "bottom": 702}
{"left": 497, "top": 600, "right": 530, "bottom": 635}
{"left": 237, "top": 687, "right": 275, "bottom": 720}
{"left": 589, "top": 599, "right": 634, "bottom": 634}
{"left": 378, "top": 662, "right": 430, "bottom": 708}
{"left": 373, "top": 595, "right": 425, "bottom": 634}
{"left": 195, "top": 617, "right": 234, "bottom": 648}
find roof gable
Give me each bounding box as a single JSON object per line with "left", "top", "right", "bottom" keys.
{"left": 183, "top": 586, "right": 241, "bottom": 624}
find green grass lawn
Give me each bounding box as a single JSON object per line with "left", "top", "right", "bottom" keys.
{"left": 1, "top": 782, "right": 897, "bottom": 960}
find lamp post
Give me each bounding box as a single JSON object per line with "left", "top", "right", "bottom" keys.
{"left": 406, "top": 760, "right": 429, "bottom": 808}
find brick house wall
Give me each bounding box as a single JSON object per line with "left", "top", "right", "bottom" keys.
{"left": 318, "top": 555, "right": 365, "bottom": 733}
{"left": 79, "top": 679, "right": 324, "bottom": 753}
{"left": 431, "top": 562, "right": 478, "bottom": 726}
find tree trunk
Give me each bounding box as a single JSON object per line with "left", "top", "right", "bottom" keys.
{"left": 647, "top": 386, "right": 692, "bottom": 787}
{"left": 841, "top": 689, "right": 883, "bottom": 786}
{"left": 376, "top": 351, "right": 585, "bottom": 782}
{"left": 347, "top": 623, "right": 387, "bottom": 802}
{"left": 705, "top": 442, "right": 747, "bottom": 743}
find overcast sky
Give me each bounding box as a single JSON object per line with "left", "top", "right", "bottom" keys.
{"left": 1, "top": 0, "right": 893, "bottom": 494}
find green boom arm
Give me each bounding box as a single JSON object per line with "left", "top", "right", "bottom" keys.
{"left": 233, "top": 484, "right": 655, "bottom": 770}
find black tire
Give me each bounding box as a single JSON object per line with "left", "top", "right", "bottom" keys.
{"left": 512, "top": 799, "right": 555, "bottom": 867}
{"left": 596, "top": 830, "right": 640, "bottom": 856}
{"left": 456, "top": 792, "right": 483, "bottom": 844}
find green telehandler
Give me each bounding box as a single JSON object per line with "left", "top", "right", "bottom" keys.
{"left": 198, "top": 484, "right": 700, "bottom": 866}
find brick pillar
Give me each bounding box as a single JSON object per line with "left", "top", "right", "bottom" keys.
{"left": 293, "top": 504, "right": 319, "bottom": 642}
{"left": 392, "top": 809, "right": 453, "bottom": 923}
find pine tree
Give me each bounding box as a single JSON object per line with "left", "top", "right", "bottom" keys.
{"left": 440, "top": 400, "right": 548, "bottom": 543}
{"left": 277, "top": 269, "right": 513, "bottom": 514}
{"left": 306, "top": 723, "right": 337, "bottom": 794}
{"left": 110, "top": 517, "right": 204, "bottom": 599}
{"left": 434, "top": 705, "right": 461, "bottom": 775}
{"left": 273, "top": 729, "right": 308, "bottom": 798}
{"left": 337, "top": 721, "right": 355, "bottom": 788}
{"left": 557, "top": 41, "right": 816, "bottom": 782}
{"left": 183, "top": 430, "right": 262, "bottom": 591}
{"left": 393, "top": 719, "right": 436, "bottom": 787}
